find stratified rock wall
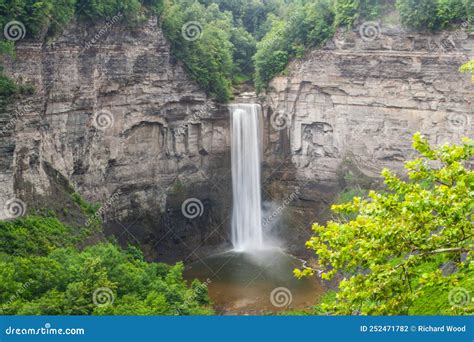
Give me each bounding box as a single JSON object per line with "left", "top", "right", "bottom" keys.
{"left": 262, "top": 25, "right": 473, "bottom": 255}
{"left": 0, "top": 17, "right": 231, "bottom": 261}
{"left": 1, "top": 18, "right": 473, "bottom": 259}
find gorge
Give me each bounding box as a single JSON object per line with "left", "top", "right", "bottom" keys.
{"left": 0, "top": 0, "right": 473, "bottom": 316}
{"left": 2, "top": 18, "right": 472, "bottom": 261}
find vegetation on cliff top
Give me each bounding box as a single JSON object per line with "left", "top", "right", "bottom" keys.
{"left": 296, "top": 134, "right": 474, "bottom": 315}
{"left": 1, "top": 0, "right": 472, "bottom": 101}
{"left": 254, "top": 0, "right": 473, "bottom": 91}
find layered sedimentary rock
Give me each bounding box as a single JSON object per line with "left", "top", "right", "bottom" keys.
{"left": 0, "top": 17, "right": 231, "bottom": 261}
{"left": 262, "top": 25, "right": 473, "bottom": 254}
{"left": 1, "top": 17, "right": 473, "bottom": 260}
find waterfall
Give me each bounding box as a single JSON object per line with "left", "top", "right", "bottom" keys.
{"left": 230, "top": 104, "right": 264, "bottom": 251}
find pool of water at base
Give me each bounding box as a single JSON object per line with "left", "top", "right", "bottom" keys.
{"left": 183, "top": 248, "right": 325, "bottom": 315}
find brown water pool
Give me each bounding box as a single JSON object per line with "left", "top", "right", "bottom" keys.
{"left": 183, "top": 248, "right": 325, "bottom": 315}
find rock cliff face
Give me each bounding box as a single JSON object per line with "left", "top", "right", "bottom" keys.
{"left": 262, "top": 26, "right": 473, "bottom": 255}
{"left": 0, "top": 17, "right": 232, "bottom": 261}
{"left": 1, "top": 18, "right": 473, "bottom": 260}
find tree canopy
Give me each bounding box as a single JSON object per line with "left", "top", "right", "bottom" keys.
{"left": 1, "top": 0, "right": 472, "bottom": 100}
{"left": 296, "top": 134, "right": 473, "bottom": 315}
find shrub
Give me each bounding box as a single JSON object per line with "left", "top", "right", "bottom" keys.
{"left": 296, "top": 134, "right": 474, "bottom": 315}
{"left": 463, "top": 0, "right": 474, "bottom": 18}
{"left": 0, "top": 243, "right": 213, "bottom": 315}
{"left": 334, "top": 0, "right": 384, "bottom": 27}
{"left": 460, "top": 60, "right": 474, "bottom": 73}
{"left": 254, "top": 0, "right": 335, "bottom": 92}
{"left": 161, "top": 1, "right": 234, "bottom": 102}
{"left": 334, "top": 0, "right": 360, "bottom": 26}
{"left": 76, "top": 0, "right": 142, "bottom": 22}
{"left": 0, "top": 204, "right": 212, "bottom": 316}
{"left": 396, "top": 0, "right": 439, "bottom": 30}
{"left": 437, "top": 0, "right": 467, "bottom": 28}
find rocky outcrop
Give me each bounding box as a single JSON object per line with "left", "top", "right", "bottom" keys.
{"left": 262, "top": 25, "right": 473, "bottom": 255}
{"left": 0, "top": 17, "right": 232, "bottom": 261}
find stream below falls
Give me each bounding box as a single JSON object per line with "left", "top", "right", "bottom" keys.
{"left": 183, "top": 249, "right": 325, "bottom": 315}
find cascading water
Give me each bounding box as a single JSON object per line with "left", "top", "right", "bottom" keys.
{"left": 230, "top": 104, "right": 264, "bottom": 251}
{"left": 183, "top": 103, "right": 324, "bottom": 314}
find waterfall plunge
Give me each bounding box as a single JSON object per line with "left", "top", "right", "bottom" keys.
{"left": 230, "top": 104, "right": 264, "bottom": 251}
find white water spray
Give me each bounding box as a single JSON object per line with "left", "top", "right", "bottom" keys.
{"left": 230, "top": 104, "right": 264, "bottom": 251}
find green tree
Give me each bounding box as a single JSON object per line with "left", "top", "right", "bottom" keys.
{"left": 199, "top": 0, "right": 285, "bottom": 36}
{"left": 463, "top": 0, "right": 474, "bottom": 17}
{"left": 396, "top": 0, "right": 439, "bottom": 30}
{"left": 76, "top": 0, "right": 142, "bottom": 22}
{"left": 334, "top": 0, "right": 360, "bottom": 26}
{"left": 0, "top": 202, "right": 212, "bottom": 315}
{"left": 334, "top": 0, "right": 383, "bottom": 27}
{"left": 1, "top": 242, "right": 213, "bottom": 315}
{"left": 296, "top": 134, "right": 473, "bottom": 315}
{"left": 254, "top": 0, "right": 334, "bottom": 91}
{"left": 437, "top": 0, "right": 467, "bottom": 28}
{"left": 254, "top": 17, "right": 289, "bottom": 91}
{"left": 460, "top": 60, "right": 474, "bottom": 73}
{"left": 230, "top": 26, "right": 256, "bottom": 80}
{"left": 161, "top": 0, "right": 234, "bottom": 101}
